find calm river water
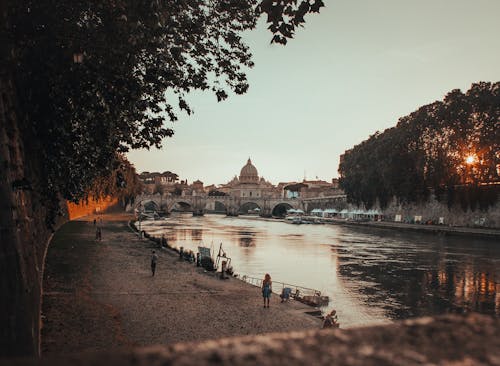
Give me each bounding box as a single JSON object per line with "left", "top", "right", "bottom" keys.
{"left": 139, "top": 214, "right": 500, "bottom": 328}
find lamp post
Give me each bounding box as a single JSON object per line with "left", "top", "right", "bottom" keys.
{"left": 138, "top": 202, "right": 142, "bottom": 239}
{"left": 73, "top": 52, "right": 84, "bottom": 64}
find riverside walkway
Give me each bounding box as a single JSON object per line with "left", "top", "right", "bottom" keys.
{"left": 41, "top": 213, "right": 320, "bottom": 355}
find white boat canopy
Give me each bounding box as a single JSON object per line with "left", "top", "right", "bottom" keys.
{"left": 324, "top": 208, "right": 338, "bottom": 213}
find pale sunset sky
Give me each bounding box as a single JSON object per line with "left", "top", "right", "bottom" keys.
{"left": 127, "top": 0, "right": 500, "bottom": 186}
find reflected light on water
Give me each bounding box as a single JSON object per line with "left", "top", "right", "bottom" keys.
{"left": 139, "top": 214, "right": 500, "bottom": 327}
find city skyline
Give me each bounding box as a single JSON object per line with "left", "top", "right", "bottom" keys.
{"left": 127, "top": 0, "right": 500, "bottom": 186}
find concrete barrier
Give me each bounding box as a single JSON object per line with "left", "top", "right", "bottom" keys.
{"left": 4, "top": 313, "right": 500, "bottom": 366}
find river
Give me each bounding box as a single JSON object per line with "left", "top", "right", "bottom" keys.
{"left": 138, "top": 213, "right": 500, "bottom": 328}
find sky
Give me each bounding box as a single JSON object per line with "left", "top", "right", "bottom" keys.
{"left": 127, "top": 0, "right": 500, "bottom": 186}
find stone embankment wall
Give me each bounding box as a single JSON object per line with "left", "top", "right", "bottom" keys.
{"left": 381, "top": 195, "right": 500, "bottom": 229}
{"left": 0, "top": 70, "right": 120, "bottom": 358}
{"left": 0, "top": 76, "right": 68, "bottom": 357}
{"left": 343, "top": 194, "right": 500, "bottom": 229}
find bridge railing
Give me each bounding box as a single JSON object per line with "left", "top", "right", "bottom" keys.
{"left": 238, "top": 274, "right": 321, "bottom": 298}
{"left": 300, "top": 194, "right": 347, "bottom": 201}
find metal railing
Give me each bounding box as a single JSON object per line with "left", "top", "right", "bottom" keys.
{"left": 238, "top": 275, "right": 321, "bottom": 298}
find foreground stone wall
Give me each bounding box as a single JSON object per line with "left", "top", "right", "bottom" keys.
{"left": 0, "top": 74, "right": 68, "bottom": 357}
{"left": 4, "top": 314, "right": 500, "bottom": 366}
{"left": 0, "top": 74, "right": 44, "bottom": 357}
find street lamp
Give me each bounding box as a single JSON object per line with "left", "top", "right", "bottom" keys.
{"left": 73, "top": 52, "right": 84, "bottom": 64}
{"left": 138, "top": 202, "right": 143, "bottom": 239}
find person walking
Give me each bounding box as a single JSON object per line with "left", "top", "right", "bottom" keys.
{"left": 151, "top": 250, "right": 159, "bottom": 276}
{"left": 262, "top": 273, "right": 272, "bottom": 308}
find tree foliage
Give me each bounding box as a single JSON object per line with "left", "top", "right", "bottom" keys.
{"left": 4, "top": 0, "right": 323, "bottom": 213}
{"left": 339, "top": 82, "right": 500, "bottom": 210}
{"left": 87, "top": 154, "right": 143, "bottom": 207}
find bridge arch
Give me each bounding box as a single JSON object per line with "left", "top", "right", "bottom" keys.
{"left": 204, "top": 200, "right": 228, "bottom": 214}
{"left": 168, "top": 200, "right": 193, "bottom": 212}
{"left": 214, "top": 200, "right": 228, "bottom": 213}
{"left": 272, "top": 202, "right": 294, "bottom": 217}
{"left": 239, "top": 201, "right": 261, "bottom": 214}
{"left": 136, "top": 199, "right": 159, "bottom": 212}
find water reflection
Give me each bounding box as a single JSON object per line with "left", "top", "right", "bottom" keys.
{"left": 191, "top": 229, "right": 203, "bottom": 241}
{"left": 239, "top": 236, "right": 255, "bottom": 247}
{"left": 139, "top": 214, "right": 500, "bottom": 327}
{"left": 236, "top": 230, "right": 256, "bottom": 247}
{"left": 335, "top": 228, "right": 500, "bottom": 319}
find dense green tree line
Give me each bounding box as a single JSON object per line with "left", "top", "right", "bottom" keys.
{"left": 339, "top": 82, "right": 500, "bottom": 210}
{"left": 4, "top": 0, "right": 323, "bottom": 220}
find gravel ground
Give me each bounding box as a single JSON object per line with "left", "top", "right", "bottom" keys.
{"left": 41, "top": 214, "right": 320, "bottom": 356}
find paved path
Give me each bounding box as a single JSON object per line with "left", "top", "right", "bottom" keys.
{"left": 41, "top": 214, "right": 320, "bottom": 355}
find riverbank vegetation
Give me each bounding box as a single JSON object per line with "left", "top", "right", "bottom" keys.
{"left": 339, "top": 82, "right": 500, "bottom": 211}
{"left": 1, "top": 1, "right": 323, "bottom": 356}
{"left": 86, "top": 154, "right": 143, "bottom": 208}
{"left": 4, "top": 0, "right": 324, "bottom": 222}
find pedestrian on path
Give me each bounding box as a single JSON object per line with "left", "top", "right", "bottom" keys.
{"left": 262, "top": 273, "right": 272, "bottom": 308}
{"left": 151, "top": 250, "right": 158, "bottom": 276}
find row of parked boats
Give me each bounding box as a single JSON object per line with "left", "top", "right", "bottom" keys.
{"left": 285, "top": 208, "right": 384, "bottom": 224}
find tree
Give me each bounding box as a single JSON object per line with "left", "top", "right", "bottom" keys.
{"left": 88, "top": 155, "right": 144, "bottom": 208}
{"left": 1, "top": 0, "right": 324, "bottom": 357}
{"left": 339, "top": 82, "right": 500, "bottom": 210}
{"left": 5, "top": 0, "right": 324, "bottom": 211}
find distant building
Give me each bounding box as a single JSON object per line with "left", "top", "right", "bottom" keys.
{"left": 298, "top": 179, "right": 343, "bottom": 199}
{"left": 191, "top": 180, "right": 204, "bottom": 195}
{"left": 139, "top": 171, "right": 179, "bottom": 193}
{"left": 220, "top": 158, "right": 278, "bottom": 199}
{"left": 139, "top": 171, "right": 179, "bottom": 185}
{"left": 140, "top": 159, "right": 342, "bottom": 200}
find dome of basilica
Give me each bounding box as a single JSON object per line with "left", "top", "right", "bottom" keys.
{"left": 239, "top": 158, "right": 259, "bottom": 183}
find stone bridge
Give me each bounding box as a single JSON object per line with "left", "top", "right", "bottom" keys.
{"left": 134, "top": 193, "right": 348, "bottom": 217}
{"left": 134, "top": 194, "right": 310, "bottom": 217}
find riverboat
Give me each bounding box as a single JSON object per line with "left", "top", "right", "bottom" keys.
{"left": 297, "top": 295, "right": 330, "bottom": 307}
